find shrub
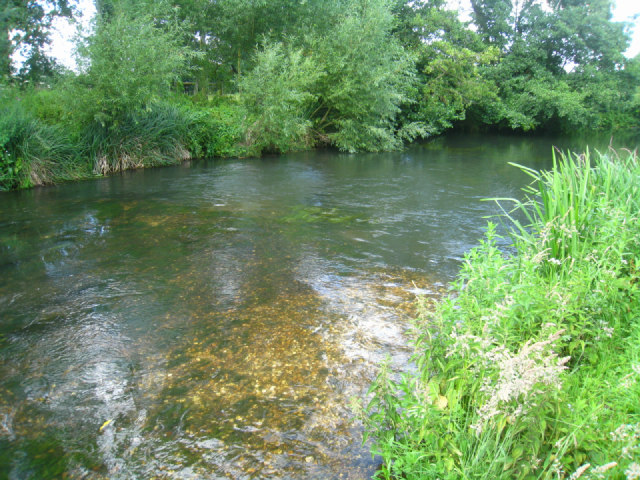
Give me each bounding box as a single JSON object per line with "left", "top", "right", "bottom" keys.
{"left": 310, "top": 0, "right": 413, "bottom": 153}
{"left": 181, "top": 98, "right": 246, "bottom": 158}
{"left": 238, "top": 41, "right": 320, "bottom": 155}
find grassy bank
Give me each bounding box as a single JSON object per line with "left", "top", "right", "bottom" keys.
{"left": 360, "top": 149, "right": 640, "bottom": 479}
{"left": 2, "top": 72, "right": 638, "bottom": 193}
{"left": 0, "top": 87, "right": 245, "bottom": 192}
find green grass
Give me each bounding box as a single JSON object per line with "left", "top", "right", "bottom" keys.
{"left": 82, "top": 103, "right": 194, "bottom": 174}
{"left": 360, "top": 149, "right": 640, "bottom": 479}
{"left": 0, "top": 102, "right": 83, "bottom": 190}
{"left": 0, "top": 84, "right": 250, "bottom": 190}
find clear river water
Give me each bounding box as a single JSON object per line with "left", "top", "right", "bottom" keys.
{"left": 0, "top": 133, "right": 637, "bottom": 479}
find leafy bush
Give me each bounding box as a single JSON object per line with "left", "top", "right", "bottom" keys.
{"left": 182, "top": 97, "right": 246, "bottom": 158}
{"left": 361, "top": 149, "right": 640, "bottom": 479}
{"left": 310, "top": 0, "right": 414, "bottom": 153}
{"left": 238, "top": 41, "right": 320, "bottom": 155}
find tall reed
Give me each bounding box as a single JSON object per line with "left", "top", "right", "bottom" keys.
{"left": 82, "top": 103, "right": 193, "bottom": 175}
{"left": 495, "top": 149, "right": 639, "bottom": 269}
{"left": 0, "top": 103, "right": 81, "bottom": 190}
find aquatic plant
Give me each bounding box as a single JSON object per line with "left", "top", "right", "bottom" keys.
{"left": 280, "top": 205, "right": 357, "bottom": 224}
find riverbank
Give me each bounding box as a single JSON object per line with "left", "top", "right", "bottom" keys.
{"left": 361, "top": 148, "right": 640, "bottom": 479}
{"left": 0, "top": 91, "right": 247, "bottom": 191}
{"left": 1, "top": 84, "right": 638, "bottom": 193}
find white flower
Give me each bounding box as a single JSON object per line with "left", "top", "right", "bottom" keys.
{"left": 625, "top": 462, "right": 640, "bottom": 480}
{"left": 568, "top": 463, "right": 590, "bottom": 480}
{"left": 591, "top": 462, "right": 617, "bottom": 475}
{"left": 471, "top": 330, "right": 568, "bottom": 433}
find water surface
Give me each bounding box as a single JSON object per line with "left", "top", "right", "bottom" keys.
{"left": 0, "top": 133, "right": 635, "bottom": 479}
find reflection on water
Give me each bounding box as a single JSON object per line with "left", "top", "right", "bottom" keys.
{"left": 0, "top": 133, "right": 636, "bottom": 479}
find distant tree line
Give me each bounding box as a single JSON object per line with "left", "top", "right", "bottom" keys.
{"left": 1, "top": 0, "right": 638, "bottom": 188}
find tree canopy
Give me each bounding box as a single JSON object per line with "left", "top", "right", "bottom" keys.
{"left": 1, "top": 0, "right": 75, "bottom": 81}
{"left": 1, "top": 0, "right": 637, "bottom": 157}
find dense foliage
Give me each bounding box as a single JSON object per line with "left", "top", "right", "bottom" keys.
{"left": 0, "top": 0, "right": 638, "bottom": 189}
{"left": 360, "top": 149, "right": 640, "bottom": 479}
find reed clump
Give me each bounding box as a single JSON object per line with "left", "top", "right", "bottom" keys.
{"left": 360, "top": 149, "right": 640, "bottom": 479}
{"left": 0, "top": 83, "right": 248, "bottom": 189}
{"left": 0, "top": 102, "right": 82, "bottom": 191}
{"left": 82, "top": 103, "right": 194, "bottom": 175}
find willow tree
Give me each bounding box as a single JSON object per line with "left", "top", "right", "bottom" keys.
{"left": 239, "top": 41, "right": 320, "bottom": 155}
{"left": 74, "top": 0, "right": 195, "bottom": 126}
{"left": 309, "top": 0, "right": 415, "bottom": 152}
{"left": 212, "top": 0, "right": 414, "bottom": 152}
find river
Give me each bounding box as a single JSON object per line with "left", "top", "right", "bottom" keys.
{"left": 0, "top": 133, "right": 636, "bottom": 479}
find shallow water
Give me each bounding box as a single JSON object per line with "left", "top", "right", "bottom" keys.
{"left": 0, "top": 133, "right": 636, "bottom": 479}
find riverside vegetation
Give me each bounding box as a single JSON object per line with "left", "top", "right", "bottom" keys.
{"left": 1, "top": 0, "right": 640, "bottom": 190}
{"left": 359, "top": 149, "right": 640, "bottom": 479}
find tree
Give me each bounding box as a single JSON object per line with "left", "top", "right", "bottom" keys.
{"left": 553, "top": 0, "right": 628, "bottom": 71}
{"left": 73, "top": 0, "right": 195, "bottom": 126}
{"left": 470, "top": 0, "right": 513, "bottom": 50}
{"left": 466, "top": 0, "right": 633, "bottom": 132}
{"left": 172, "top": 0, "right": 321, "bottom": 93}
{"left": 624, "top": 55, "right": 640, "bottom": 122}
{"left": 391, "top": 1, "right": 499, "bottom": 138}
{"left": 0, "top": 0, "right": 74, "bottom": 82}
{"left": 310, "top": 0, "right": 414, "bottom": 152}
{"left": 209, "top": 0, "right": 415, "bottom": 152}
{"left": 415, "top": 42, "right": 499, "bottom": 135}
{"left": 239, "top": 41, "right": 320, "bottom": 154}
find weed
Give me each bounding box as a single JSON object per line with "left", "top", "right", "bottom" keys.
{"left": 362, "top": 149, "right": 640, "bottom": 479}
